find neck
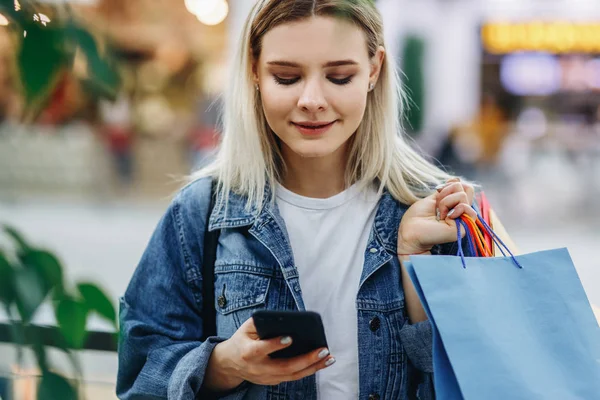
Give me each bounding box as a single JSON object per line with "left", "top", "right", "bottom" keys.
{"left": 280, "top": 143, "right": 349, "bottom": 198}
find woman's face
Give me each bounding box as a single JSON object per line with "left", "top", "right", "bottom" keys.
{"left": 255, "top": 16, "right": 384, "bottom": 162}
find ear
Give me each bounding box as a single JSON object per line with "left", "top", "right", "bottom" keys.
{"left": 251, "top": 62, "right": 259, "bottom": 85}
{"left": 369, "top": 46, "right": 385, "bottom": 84}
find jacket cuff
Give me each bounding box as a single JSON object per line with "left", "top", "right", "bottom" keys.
{"left": 168, "top": 336, "right": 250, "bottom": 400}
{"left": 399, "top": 320, "right": 434, "bottom": 373}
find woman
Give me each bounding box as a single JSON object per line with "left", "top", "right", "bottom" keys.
{"left": 117, "top": 1, "right": 481, "bottom": 399}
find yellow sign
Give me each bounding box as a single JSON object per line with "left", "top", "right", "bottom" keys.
{"left": 482, "top": 22, "right": 600, "bottom": 54}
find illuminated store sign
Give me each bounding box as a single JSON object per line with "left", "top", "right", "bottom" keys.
{"left": 482, "top": 22, "right": 600, "bottom": 54}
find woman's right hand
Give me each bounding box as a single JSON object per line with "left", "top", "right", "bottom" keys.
{"left": 204, "top": 316, "right": 335, "bottom": 391}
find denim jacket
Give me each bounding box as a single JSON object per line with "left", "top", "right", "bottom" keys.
{"left": 117, "top": 177, "right": 473, "bottom": 400}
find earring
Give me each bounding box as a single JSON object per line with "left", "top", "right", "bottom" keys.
{"left": 255, "top": 84, "right": 259, "bottom": 91}
{"left": 369, "top": 82, "right": 375, "bottom": 91}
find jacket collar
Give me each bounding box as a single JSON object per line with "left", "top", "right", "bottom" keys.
{"left": 208, "top": 186, "right": 261, "bottom": 231}
{"left": 208, "top": 181, "right": 409, "bottom": 253}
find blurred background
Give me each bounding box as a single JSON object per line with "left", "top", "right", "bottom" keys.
{"left": 0, "top": 0, "right": 599, "bottom": 398}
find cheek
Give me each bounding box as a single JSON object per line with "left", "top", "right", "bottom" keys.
{"left": 260, "top": 86, "right": 295, "bottom": 121}
{"left": 334, "top": 88, "right": 367, "bottom": 120}
{"left": 261, "top": 99, "right": 293, "bottom": 135}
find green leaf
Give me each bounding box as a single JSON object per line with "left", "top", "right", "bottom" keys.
{"left": 31, "top": 340, "right": 48, "bottom": 373}
{"left": 20, "top": 249, "right": 64, "bottom": 294}
{"left": 17, "top": 19, "right": 71, "bottom": 118}
{"left": 0, "top": 0, "right": 28, "bottom": 26}
{"left": 56, "top": 296, "right": 88, "bottom": 349}
{"left": 4, "top": 224, "right": 30, "bottom": 251}
{"left": 67, "top": 22, "right": 121, "bottom": 101}
{"left": 0, "top": 250, "right": 15, "bottom": 306}
{"left": 38, "top": 371, "right": 77, "bottom": 400}
{"left": 77, "top": 283, "right": 116, "bottom": 328}
{"left": 83, "top": 55, "right": 121, "bottom": 101}
{"left": 13, "top": 267, "right": 47, "bottom": 323}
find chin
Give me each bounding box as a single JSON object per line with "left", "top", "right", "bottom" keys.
{"left": 291, "top": 143, "right": 337, "bottom": 159}
{"left": 298, "top": 151, "right": 330, "bottom": 159}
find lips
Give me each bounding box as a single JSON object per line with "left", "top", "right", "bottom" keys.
{"left": 292, "top": 120, "right": 337, "bottom": 136}
{"left": 292, "top": 121, "right": 336, "bottom": 129}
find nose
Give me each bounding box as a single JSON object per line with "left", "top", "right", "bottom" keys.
{"left": 297, "top": 79, "right": 328, "bottom": 113}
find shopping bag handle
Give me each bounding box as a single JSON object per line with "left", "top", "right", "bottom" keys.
{"left": 455, "top": 216, "right": 523, "bottom": 269}
{"left": 461, "top": 215, "right": 492, "bottom": 257}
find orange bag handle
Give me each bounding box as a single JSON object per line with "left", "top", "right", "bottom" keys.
{"left": 476, "top": 192, "right": 494, "bottom": 252}
{"left": 461, "top": 214, "right": 493, "bottom": 257}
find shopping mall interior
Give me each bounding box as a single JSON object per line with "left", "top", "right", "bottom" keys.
{"left": 0, "top": 0, "right": 599, "bottom": 398}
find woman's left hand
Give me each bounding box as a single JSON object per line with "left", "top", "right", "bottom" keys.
{"left": 397, "top": 178, "right": 477, "bottom": 256}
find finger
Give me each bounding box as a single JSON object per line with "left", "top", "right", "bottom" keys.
{"left": 446, "top": 203, "right": 477, "bottom": 220}
{"left": 436, "top": 182, "right": 475, "bottom": 216}
{"left": 436, "top": 182, "right": 465, "bottom": 200}
{"left": 255, "top": 352, "right": 335, "bottom": 386}
{"left": 270, "top": 347, "right": 331, "bottom": 378}
{"left": 438, "top": 192, "right": 469, "bottom": 219}
{"left": 240, "top": 316, "right": 257, "bottom": 333}
{"left": 248, "top": 347, "right": 330, "bottom": 385}
{"left": 435, "top": 178, "right": 457, "bottom": 192}
{"left": 239, "top": 316, "right": 262, "bottom": 340}
{"left": 287, "top": 355, "right": 336, "bottom": 382}
{"left": 463, "top": 183, "right": 475, "bottom": 204}
{"left": 246, "top": 335, "right": 294, "bottom": 362}
{"left": 446, "top": 177, "right": 461, "bottom": 183}
{"left": 435, "top": 179, "right": 474, "bottom": 204}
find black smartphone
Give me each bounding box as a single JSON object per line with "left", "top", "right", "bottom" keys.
{"left": 252, "top": 310, "right": 328, "bottom": 359}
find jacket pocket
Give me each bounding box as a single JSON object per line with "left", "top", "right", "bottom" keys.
{"left": 214, "top": 263, "right": 272, "bottom": 332}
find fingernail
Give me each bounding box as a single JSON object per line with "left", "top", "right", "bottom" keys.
{"left": 318, "top": 349, "right": 329, "bottom": 359}
{"left": 280, "top": 336, "right": 292, "bottom": 345}
{"left": 436, "top": 208, "right": 440, "bottom": 221}
{"left": 325, "top": 357, "right": 336, "bottom": 367}
{"left": 447, "top": 208, "right": 455, "bottom": 217}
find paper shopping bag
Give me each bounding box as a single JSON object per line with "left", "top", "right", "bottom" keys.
{"left": 405, "top": 216, "right": 600, "bottom": 400}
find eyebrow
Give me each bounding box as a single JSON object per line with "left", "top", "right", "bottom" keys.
{"left": 266, "top": 59, "right": 359, "bottom": 68}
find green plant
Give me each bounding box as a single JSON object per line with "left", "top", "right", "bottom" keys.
{"left": 401, "top": 34, "right": 426, "bottom": 136}
{"left": 0, "top": 225, "right": 117, "bottom": 399}
{"left": 0, "top": 0, "right": 121, "bottom": 120}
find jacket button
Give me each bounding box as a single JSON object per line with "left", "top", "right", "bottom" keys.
{"left": 369, "top": 317, "right": 381, "bottom": 332}
{"left": 217, "top": 295, "right": 227, "bottom": 308}
{"left": 368, "top": 394, "right": 380, "bottom": 400}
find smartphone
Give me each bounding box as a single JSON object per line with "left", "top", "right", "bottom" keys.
{"left": 252, "top": 310, "right": 328, "bottom": 359}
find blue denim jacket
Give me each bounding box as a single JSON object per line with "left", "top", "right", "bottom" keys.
{"left": 117, "top": 177, "right": 472, "bottom": 400}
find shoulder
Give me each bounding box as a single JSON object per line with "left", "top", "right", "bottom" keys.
{"left": 164, "top": 177, "right": 215, "bottom": 233}
{"left": 173, "top": 176, "right": 214, "bottom": 211}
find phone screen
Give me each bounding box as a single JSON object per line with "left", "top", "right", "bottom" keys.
{"left": 252, "top": 310, "right": 329, "bottom": 358}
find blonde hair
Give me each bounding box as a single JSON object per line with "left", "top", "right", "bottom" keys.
{"left": 193, "top": 0, "right": 454, "bottom": 211}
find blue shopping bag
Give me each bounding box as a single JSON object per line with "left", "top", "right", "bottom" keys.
{"left": 405, "top": 217, "right": 600, "bottom": 400}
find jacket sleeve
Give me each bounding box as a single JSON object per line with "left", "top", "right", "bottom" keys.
{"left": 399, "top": 320, "right": 434, "bottom": 373}
{"left": 116, "top": 187, "right": 249, "bottom": 400}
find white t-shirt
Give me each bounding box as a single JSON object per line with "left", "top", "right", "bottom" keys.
{"left": 275, "top": 182, "right": 381, "bottom": 399}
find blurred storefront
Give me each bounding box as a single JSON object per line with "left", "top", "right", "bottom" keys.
{"left": 0, "top": 0, "right": 230, "bottom": 201}
{"left": 379, "top": 0, "right": 600, "bottom": 218}
{"left": 473, "top": 19, "right": 600, "bottom": 210}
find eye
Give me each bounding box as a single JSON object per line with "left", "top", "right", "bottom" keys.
{"left": 273, "top": 75, "right": 300, "bottom": 85}
{"left": 273, "top": 75, "right": 355, "bottom": 86}
{"left": 329, "top": 76, "right": 353, "bottom": 85}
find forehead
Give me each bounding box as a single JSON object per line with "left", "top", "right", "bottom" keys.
{"left": 260, "top": 16, "right": 369, "bottom": 64}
